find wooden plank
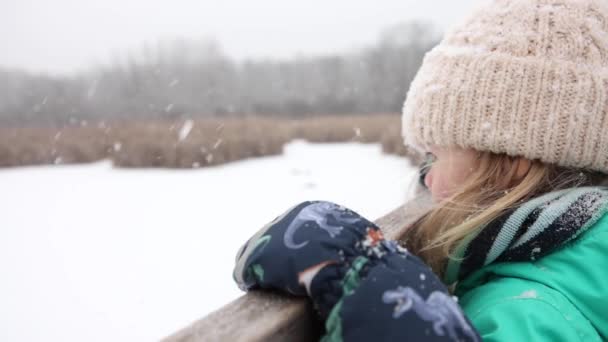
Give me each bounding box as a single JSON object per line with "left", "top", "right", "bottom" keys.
{"left": 163, "top": 192, "right": 432, "bottom": 342}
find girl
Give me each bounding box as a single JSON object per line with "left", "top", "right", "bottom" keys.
{"left": 234, "top": 0, "right": 608, "bottom": 340}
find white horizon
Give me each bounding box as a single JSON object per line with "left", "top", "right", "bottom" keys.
{"left": 1, "top": 0, "right": 485, "bottom": 75}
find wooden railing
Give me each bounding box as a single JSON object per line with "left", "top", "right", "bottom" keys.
{"left": 163, "top": 192, "right": 432, "bottom": 342}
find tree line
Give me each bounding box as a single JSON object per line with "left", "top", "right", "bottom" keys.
{"left": 0, "top": 21, "right": 440, "bottom": 125}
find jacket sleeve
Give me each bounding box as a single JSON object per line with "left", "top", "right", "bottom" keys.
{"left": 311, "top": 250, "right": 480, "bottom": 342}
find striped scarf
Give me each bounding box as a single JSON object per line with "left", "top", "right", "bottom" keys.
{"left": 444, "top": 186, "right": 608, "bottom": 285}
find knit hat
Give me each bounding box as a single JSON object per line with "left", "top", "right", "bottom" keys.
{"left": 401, "top": 0, "right": 608, "bottom": 174}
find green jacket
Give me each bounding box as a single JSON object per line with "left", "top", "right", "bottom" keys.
{"left": 456, "top": 212, "right": 608, "bottom": 341}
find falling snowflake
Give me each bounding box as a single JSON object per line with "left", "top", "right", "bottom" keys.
{"left": 179, "top": 120, "right": 194, "bottom": 141}
{"left": 425, "top": 84, "right": 445, "bottom": 93}
{"left": 513, "top": 290, "right": 537, "bottom": 299}
{"left": 87, "top": 80, "right": 98, "bottom": 99}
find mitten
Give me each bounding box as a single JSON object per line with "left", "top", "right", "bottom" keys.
{"left": 233, "top": 200, "right": 480, "bottom": 342}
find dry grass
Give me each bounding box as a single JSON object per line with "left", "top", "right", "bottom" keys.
{"left": 0, "top": 114, "right": 422, "bottom": 169}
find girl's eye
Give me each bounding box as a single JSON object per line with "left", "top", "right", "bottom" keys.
{"left": 424, "top": 152, "right": 437, "bottom": 164}
{"left": 419, "top": 152, "right": 435, "bottom": 188}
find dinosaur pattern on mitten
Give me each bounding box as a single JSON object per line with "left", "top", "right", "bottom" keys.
{"left": 233, "top": 201, "right": 480, "bottom": 342}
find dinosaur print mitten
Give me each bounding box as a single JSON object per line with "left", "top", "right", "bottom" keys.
{"left": 233, "top": 201, "right": 480, "bottom": 342}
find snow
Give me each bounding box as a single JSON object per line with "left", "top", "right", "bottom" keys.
{"left": 425, "top": 84, "right": 444, "bottom": 93}
{"left": 539, "top": 4, "right": 558, "bottom": 13}
{"left": 205, "top": 153, "right": 214, "bottom": 163}
{"left": 0, "top": 140, "right": 417, "bottom": 342}
{"left": 531, "top": 247, "right": 542, "bottom": 260}
{"left": 87, "top": 80, "right": 98, "bottom": 99}
{"left": 178, "top": 119, "right": 194, "bottom": 141}
{"left": 514, "top": 290, "right": 538, "bottom": 299}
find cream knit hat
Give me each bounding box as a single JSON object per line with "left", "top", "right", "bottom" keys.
{"left": 402, "top": 0, "right": 608, "bottom": 173}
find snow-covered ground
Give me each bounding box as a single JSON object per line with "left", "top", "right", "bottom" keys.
{"left": 0, "top": 140, "right": 418, "bottom": 342}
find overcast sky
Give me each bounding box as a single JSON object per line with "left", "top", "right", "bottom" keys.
{"left": 1, "top": 0, "right": 484, "bottom": 75}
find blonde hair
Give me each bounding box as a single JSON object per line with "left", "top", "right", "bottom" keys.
{"left": 401, "top": 151, "right": 607, "bottom": 278}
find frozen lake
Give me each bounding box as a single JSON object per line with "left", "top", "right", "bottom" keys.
{"left": 0, "top": 140, "right": 417, "bottom": 341}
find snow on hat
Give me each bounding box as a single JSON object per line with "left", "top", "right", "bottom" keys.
{"left": 401, "top": 0, "right": 608, "bottom": 173}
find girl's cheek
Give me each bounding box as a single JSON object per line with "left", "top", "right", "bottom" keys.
{"left": 426, "top": 169, "right": 447, "bottom": 201}
{"left": 427, "top": 168, "right": 453, "bottom": 201}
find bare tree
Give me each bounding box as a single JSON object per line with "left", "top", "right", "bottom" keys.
{"left": 0, "top": 21, "right": 441, "bottom": 125}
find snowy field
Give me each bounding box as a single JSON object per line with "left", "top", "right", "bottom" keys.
{"left": 0, "top": 140, "right": 418, "bottom": 341}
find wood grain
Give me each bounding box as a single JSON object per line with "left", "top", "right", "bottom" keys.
{"left": 162, "top": 192, "right": 432, "bottom": 342}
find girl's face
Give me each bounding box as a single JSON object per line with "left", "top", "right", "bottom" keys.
{"left": 423, "top": 145, "right": 479, "bottom": 202}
